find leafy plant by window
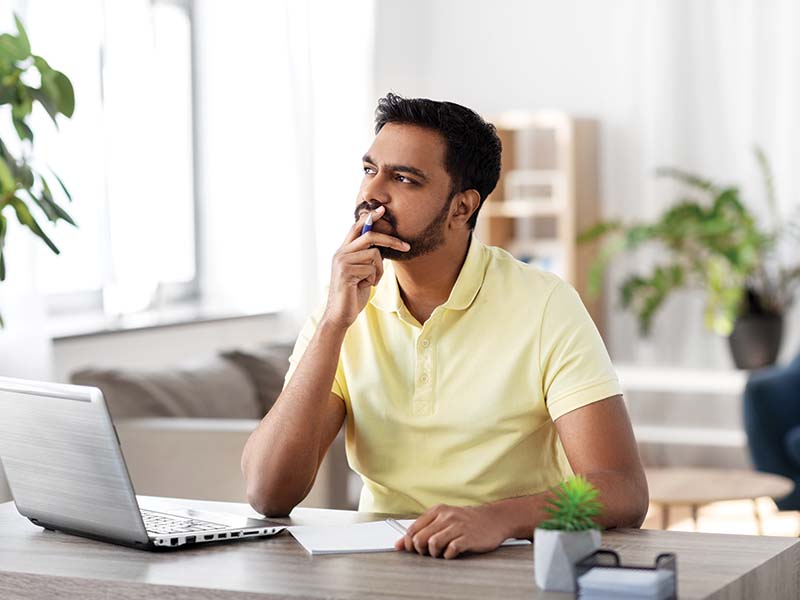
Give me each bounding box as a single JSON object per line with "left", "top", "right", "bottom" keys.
{"left": 539, "top": 475, "right": 602, "bottom": 531}
{"left": 0, "top": 14, "right": 75, "bottom": 326}
{"left": 579, "top": 148, "right": 800, "bottom": 336}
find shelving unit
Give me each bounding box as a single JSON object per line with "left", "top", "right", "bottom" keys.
{"left": 476, "top": 110, "right": 603, "bottom": 330}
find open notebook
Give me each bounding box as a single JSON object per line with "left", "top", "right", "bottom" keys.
{"left": 288, "top": 519, "right": 531, "bottom": 556}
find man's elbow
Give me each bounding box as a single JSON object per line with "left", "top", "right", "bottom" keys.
{"left": 246, "top": 481, "right": 297, "bottom": 517}
{"left": 624, "top": 476, "right": 650, "bottom": 528}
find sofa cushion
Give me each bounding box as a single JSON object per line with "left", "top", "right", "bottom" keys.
{"left": 71, "top": 355, "right": 261, "bottom": 419}
{"left": 220, "top": 342, "right": 293, "bottom": 414}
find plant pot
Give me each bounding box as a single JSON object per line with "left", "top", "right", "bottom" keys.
{"left": 728, "top": 312, "right": 783, "bottom": 370}
{"left": 534, "top": 528, "right": 601, "bottom": 592}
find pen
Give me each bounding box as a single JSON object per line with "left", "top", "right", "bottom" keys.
{"left": 386, "top": 518, "right": 408, "bottom": 536}
{"left": 360, "top": 212, "right": 373, "bottom": 236}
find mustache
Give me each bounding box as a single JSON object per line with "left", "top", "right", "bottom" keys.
{"left": 354, "top": 201, "right": 396, "bottom": 228}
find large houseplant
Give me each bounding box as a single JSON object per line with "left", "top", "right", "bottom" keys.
{"left": 0, "top": 14, "right": 75, "bottom": 327}
{"left": 579, "top": 148, "right": 800, "bottom": 369}
{"left": 534, "top": 475, "right": 603, "bottom": 593}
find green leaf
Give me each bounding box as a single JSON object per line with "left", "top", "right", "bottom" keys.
{"left": 53, "top": 71, "right": 74, "bottom": 117}
{"left": 32, "top": 56, "right": 75, "bottom": 120}
{"left": 13, "top": 14, "right": 31, "bottom": 57}
{"left": 0, "top": 155, "right": 16, "bottom": 192}
{"left": 0, "top": 212, "right": 6, "bottom": 281}
{"left": 7, "top": 196, "right": 60, "bottom": 254}
{"left": 577, "top": 220, "right": 621, "bottom": 244}
{"left": 0, "top": 33, "right": 27, "bottom": 62}
{"left": 656, "top": 166, "right": 718, "bottom": 194}
{"left": 11, "top": 81, "right": 33, "bottom": 121}
{"left": 50, "top": 169, "right": 72, "bottom": 202}
{"left": 12, "top": 116, "right": 33, "bottom": 142}
{"left": 31, "top": 87, "right": 60, "bottom": 126}
{"left": 35, "top": 177, "right": 76, "bottom": 226}
{"left": 754, "top": 145, "right": 778, "bottom": 229}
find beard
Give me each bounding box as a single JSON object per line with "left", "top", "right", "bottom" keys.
{"left": 354, "top": 191, "right": 454, "bottom": 261}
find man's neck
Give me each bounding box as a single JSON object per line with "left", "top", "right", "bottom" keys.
{"left": 392, "top": 233, "right": 471, "bottom": 325}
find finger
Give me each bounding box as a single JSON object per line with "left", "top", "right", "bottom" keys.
{"left": 410, "top": 517, "right": 447, "bottom": 556}
{"left": 358, "top": 262, "right": 384, "bottom": 289}
{"left": 338, "top": 248, "right": 383, "bottom": 267}
{"left": 427, "top": 525, "right": 460, "bottom": 558}
{"left": 339, "top": 250, "right": 382, "bottom": 288}
{"left": 406, "top": 506, "right": 442, "bottom": 540}
{"left": 343, "top": 205, "right": 385, "bottom": 245}
{"left": 442, "top": 536, "right": 467, "bottom": 560}
{"left": 342, "top": 264, "right": 377, "bottom": 286}
{"left": 345, "top": 231, "right": 410, "bottom": 254}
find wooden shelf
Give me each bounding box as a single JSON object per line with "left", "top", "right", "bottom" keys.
{"left": 481, "top": 200, "right": 564, "bottom": 218}
{"left": 476, "top": 111, "right": 603, "bottom": 331}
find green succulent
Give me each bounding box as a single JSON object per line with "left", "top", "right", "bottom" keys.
{"left": 0, "top": 14, "right": 76, "bottom": 327}
{"left": 539, "top": 475, "right": 602, "bottom": 532}
{"left": 578, "top": 147, "right": 800, "bottom": 336}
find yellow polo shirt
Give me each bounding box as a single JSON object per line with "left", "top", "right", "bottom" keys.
{"left": 285, "top": 236, "right": 621, "bottom": 514}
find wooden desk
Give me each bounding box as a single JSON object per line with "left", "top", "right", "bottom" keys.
{"left": 0, "top": 498, "right": 798, "bottom": 599}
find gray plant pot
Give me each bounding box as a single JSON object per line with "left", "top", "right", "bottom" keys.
{"left": 728, "top": 312, "right": 783, "bottom": 369}
{"left": 534, "top": 528, "right": 602, "bottom": 592}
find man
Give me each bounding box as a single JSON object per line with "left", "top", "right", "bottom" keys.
{"left": 242, "top": 93, "right": 648, "bottom": 559}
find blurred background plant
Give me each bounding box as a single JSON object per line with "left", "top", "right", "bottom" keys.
{"left": 579, "top": 147, "right": 800, "bottom": 339}
{"left": 0, "top": 14, "right": 75, "bottom": 326}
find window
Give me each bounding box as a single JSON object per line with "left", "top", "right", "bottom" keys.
{"left": 25, "top": 0, "right": 197, "bottom": 315}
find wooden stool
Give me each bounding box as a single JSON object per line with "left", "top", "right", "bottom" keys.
{"left": 646, "top": 467, "right": 794, "bottom": 533}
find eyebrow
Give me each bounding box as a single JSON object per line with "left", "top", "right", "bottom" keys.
{"left": 362, "top": 154, "right": 429, "bottom": 183}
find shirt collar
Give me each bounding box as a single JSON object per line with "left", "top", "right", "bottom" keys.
{"left": 370, "top": 234, "right": 489, "bottom": 314}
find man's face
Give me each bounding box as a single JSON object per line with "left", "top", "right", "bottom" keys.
{"left": 354, "top": 123, "right": 454, "bottom": 260}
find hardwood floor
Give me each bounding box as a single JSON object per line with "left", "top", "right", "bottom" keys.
{"left": 643, "top": 497, "right": 800, "bottom": 536}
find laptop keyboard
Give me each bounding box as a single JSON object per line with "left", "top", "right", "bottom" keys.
{"left": 141, "top": 509, "right": 228, "bottom": 535}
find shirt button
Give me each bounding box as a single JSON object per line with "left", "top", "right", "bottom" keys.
{"left": 420, "top": 374, "right": 429, "bottom": 384}
{"left": 421, "top": 339, "right": 430, "bottom": 348}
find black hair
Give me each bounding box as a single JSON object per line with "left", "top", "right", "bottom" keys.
{"left": 374, "top": 93, "right": 502, "bottom": 230}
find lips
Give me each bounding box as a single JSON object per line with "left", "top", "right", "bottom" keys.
{"left": 357, "top": 208, "right": 395, "bottom": 230}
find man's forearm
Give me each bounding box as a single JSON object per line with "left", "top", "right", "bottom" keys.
{"left": 490, "top": 470, "right": 649, "bottom": 540}
{"left": 241, "top": 318, "right": 347, "bottom": 514}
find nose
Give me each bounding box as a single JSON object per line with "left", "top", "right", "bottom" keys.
{"left": 360, "top": 168, "right": 391, "bottom": 207}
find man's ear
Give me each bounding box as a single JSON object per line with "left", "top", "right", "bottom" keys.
{"left": 450, "top": 190, "right": 481, "bottom": 228}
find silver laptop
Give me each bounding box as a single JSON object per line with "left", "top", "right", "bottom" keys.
{"left": 0, "top": 376, "right": 285, "bottom": 550}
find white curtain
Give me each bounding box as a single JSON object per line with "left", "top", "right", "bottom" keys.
{"left": 194, "top": 0, "right": 375, "bottom": 325}
{"left": 605, "top": 0, "right": 800, "bottom": 367}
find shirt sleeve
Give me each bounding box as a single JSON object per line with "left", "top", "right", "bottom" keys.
{"left": 283, "top": 302, "right": 347, "bottom": 401}
{"left": 539, "top": 280, "right": 622, "bottom": 421}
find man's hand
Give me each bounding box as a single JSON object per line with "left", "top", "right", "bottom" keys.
{"left": 323, "top": 206, "right": 410, "bottom": 330}
{"left": 393, "top": 503, "right": 510, "bottom": 559}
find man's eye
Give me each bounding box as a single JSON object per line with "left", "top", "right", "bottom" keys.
{"left": 363, "top": 166, "right": 376, "bottom": 175}
{"left": 395, "top": 174, "right": 417, "bottom": 184}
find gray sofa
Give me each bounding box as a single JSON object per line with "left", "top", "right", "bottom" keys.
{"left": 65, "top": 343, "right": 357, "bottom": 510}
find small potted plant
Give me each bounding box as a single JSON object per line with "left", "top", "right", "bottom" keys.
{"left": 534, "top": 475, "right": 602, "bottom": 593}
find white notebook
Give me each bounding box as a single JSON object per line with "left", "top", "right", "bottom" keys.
{"left": 288, "top": 519, "right": 531, "bottom": 555}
